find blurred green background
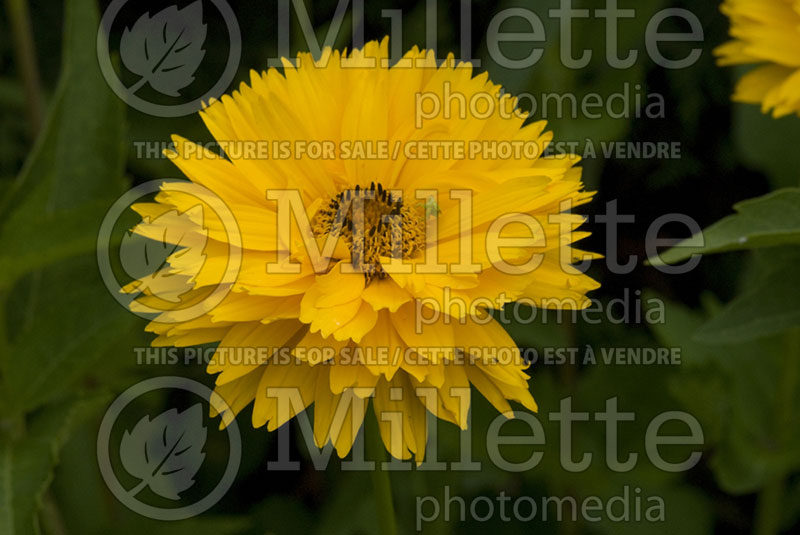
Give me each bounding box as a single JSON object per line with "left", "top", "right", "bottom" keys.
{"left": 1, "top": 0, "right": 799, "bottom": 533}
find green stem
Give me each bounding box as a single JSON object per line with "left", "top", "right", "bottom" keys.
{"left": 754, "top": 479, "right": 784, "bottom": 535}
{"left": 367, "top": 418, "right": 397, "bottom": 535}
{"left": 4, "top": 0, "right": 44, "bottom": 137}
{"left": 558, "top": 322, "right": 579, "bottom": 535}
{"left": 0, "top": 289, "right": 9, "bottom": 413}
{"left": 754, "top": 328, "right": 800, "bottom": 535}
{"left": 40, "top": 490, "right": 67, "bottom": 535}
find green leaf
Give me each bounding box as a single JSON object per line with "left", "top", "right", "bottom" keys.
{"left": 0, "top": 0, "right": 126, "bottom": 289}
{"left": 650, "top": 293, "right": 800, "bottom": 493}
{"left": 0, "top": 0, "right": 139, "bottom": 415}
{"left": 649, "top": 189, "right": 800, "bottom": 266}
{"left": 694, "top": 247, "right": 800, "bottom": 343}
{"left": 1, "top": 256, "right": 142, "bottom": 414}
{"left": 0, "top": 199, "right": 126, "bottom": 289}
{"left": 0, "top": 395, "right": 108, "bottom": 535}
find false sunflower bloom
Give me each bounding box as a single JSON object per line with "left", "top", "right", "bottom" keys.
{"left": 126, "top": 38, "right": 598, "bottom": 462}
{"left": 715, "top": 0, "right": 800, "bottom": 117}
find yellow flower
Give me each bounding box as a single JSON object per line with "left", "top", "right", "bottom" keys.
{"left": 127, "top": 38, "right": 598, "bottom": 463}
{"left": 715, "top": 0, "right": 800, "bottom": 117}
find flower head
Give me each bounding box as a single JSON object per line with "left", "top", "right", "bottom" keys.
{"left": 715, "top": 0, "right": 800, "bottom": 117}
{"left": 127, "top": 38, "right": 598, "bottom": 463}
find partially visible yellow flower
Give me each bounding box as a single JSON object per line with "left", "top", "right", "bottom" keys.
{"left": 715, "top": 0, "right": 800, "bottom": 117}
{"left": 126, "top": 38, "right": 599, "bottom": 463}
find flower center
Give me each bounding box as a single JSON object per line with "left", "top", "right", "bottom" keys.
{"left": 312, "top": 182, "right": 426, "bottom": 284}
